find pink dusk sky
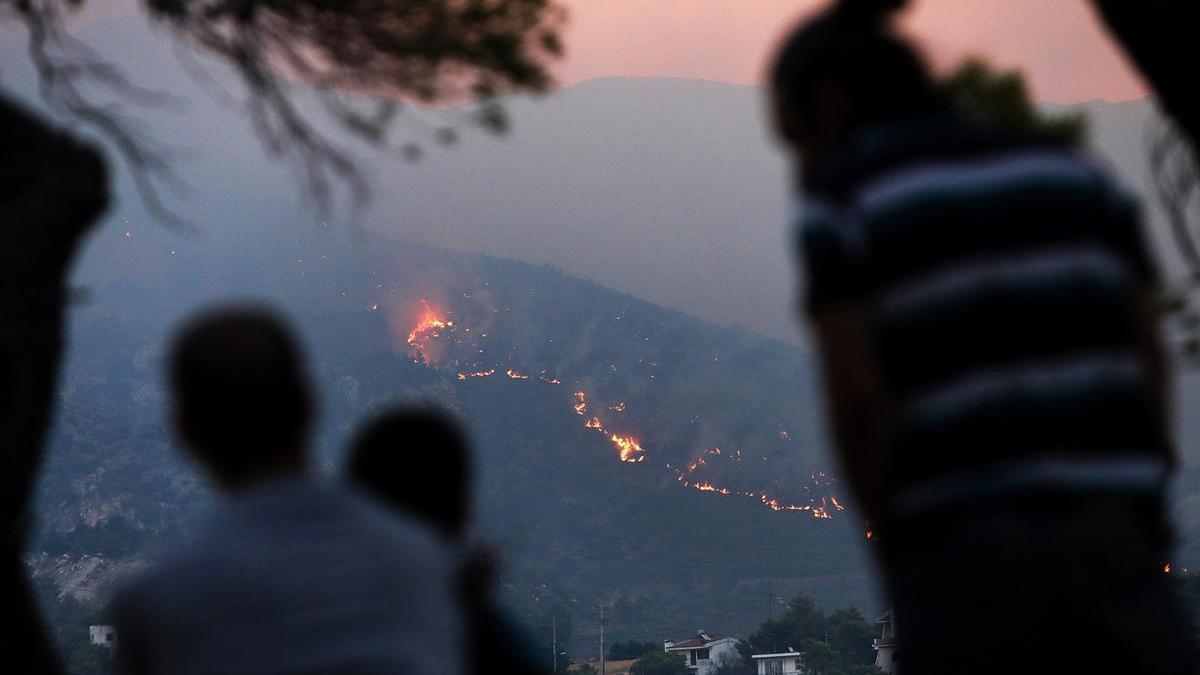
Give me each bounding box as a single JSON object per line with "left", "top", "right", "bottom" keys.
{"left": 554, "top": 0, "right": 1148, "bottom": 103}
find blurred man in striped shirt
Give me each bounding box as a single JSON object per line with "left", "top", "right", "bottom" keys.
{"left": 770, "top": 1, "right": 1196, "bottom": 673}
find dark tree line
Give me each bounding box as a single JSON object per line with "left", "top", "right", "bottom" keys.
{"left": 731, "top": 595, "right": 877, "bottom": 675}
{"left": 616, "top": 594, "right": 878, "bottom": 675}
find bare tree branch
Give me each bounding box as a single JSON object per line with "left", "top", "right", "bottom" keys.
{"left": 16, "top": 0, "right": 194, "bottom": 228}
{"left": 1150, "top": 121, "right": 1200, "bottom": 275}
{"left": 2, "top": 0, "right": 565, "bottom": 221}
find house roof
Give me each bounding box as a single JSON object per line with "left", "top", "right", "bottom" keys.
{"left": 665, "top": 632, "right": 728, "bottom": 650}
{"left": 752, "top": 651, "right": 803, "bottom": 660}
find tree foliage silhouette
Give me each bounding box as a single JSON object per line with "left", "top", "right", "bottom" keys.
{"left": 0, "top": 2, "right": 563, "bottom": 672}
{"left": 3, "top": 0, "right": 565, "bottom": 215}
{"left": 942, "top": 57, "right": 1087, "bottom": 146}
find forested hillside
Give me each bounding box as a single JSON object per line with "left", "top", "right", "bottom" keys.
{"left": 28, "top": 234, "right": 875, "bottom": 671}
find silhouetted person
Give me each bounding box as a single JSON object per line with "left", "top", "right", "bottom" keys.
{"left": 111, "top": 308, "right": 463, "bottom": 675}
{"left": 348, "top": 409, "right": 545, "bottom": 674}
{"left": 1, "top": 92, "right": 108, "bottom": 675}
{"left": 770, "top": 1, "right": 1196, "bottom": 673}
{"left": 349, "top": 410, "right": 471, "bottom": 539}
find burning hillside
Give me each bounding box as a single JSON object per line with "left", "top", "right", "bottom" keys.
{"left": 401, "top": 299, "right": 844, "bottom": 519}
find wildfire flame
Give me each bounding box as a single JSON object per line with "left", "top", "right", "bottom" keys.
{"left": 574, "top": 397, "right": 644, "bottom": 463}
{"left": 670, "top": 446, "right": 840, "bottom": 519}
{"left": 458, "top": 369, "right": 496, "bottom": 380}
{"left": 406, "top": 301, "right": 453, "bottom": 364}
{"left": 694, "top": 482, "right": 732, "bottom": 495}
{"left": 609, "top": 433, "right": 646, "bottom": 463}
{"left": 687, "top": 446, "right": 723, "bottom": 473}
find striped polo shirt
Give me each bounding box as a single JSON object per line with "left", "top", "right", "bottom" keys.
{"left": 796, "top": 112, "right": 1170, "bottom": 517}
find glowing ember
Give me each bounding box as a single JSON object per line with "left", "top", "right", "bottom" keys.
{"left": 573, "top": 391, "right": 588, "bottom": 415}
{"left": 506, "top": 369, "right": 530, "bottom": 380}
{"left": 457, "top": 369, "right": 495, "bottom": 380}
{"left": 1164, "top": 563, "right": 1173, "bottom": 574}
{"left": 694, "top": 482, "right": 731, "bottom": 495}
{"left": 585, "top": 417, "right": 604, "bottom": 430}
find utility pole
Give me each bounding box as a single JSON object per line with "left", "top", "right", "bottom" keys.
{"left": 768, "top": 576, "right": 777, "bottom": 653}
{"left": 767, "top": 576, "right": 772, "bottom": 623}
{"left": 599, "top": 606, "right": 608, "bottom": 675}
{"left": 552, "top": 614, "right": 558, "bottom": 672}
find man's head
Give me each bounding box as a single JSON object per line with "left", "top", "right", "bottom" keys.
{"left": 348, "top": 408, "right": 471, "bottom": 539}
{"left": 769, "top": 0, "right": 937, "bottom": 167}
{"left": 169, "top": 307, "right": 312, "bottom": 490}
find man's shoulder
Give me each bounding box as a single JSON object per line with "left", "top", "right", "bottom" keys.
{"left": 108, "top": 536, "right": 215, "bottom": 637}
{"left": 246, "top": 480, "right": 454, "bottom": 563}
{"left": 111, "top": 483, "right": 454, "bottom": 617}
{"left": 809, "top": 116, "right": 1106, "bottom": 206}
{"left": 337, "top": 487, "right": 453, "bottom": 559}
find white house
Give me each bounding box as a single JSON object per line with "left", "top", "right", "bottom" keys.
{"left": 88, "top": 625, "right": 117, "bottom": 649}
{"left": 663, "top": 630, "right": 739, "bottom": 675}
{"left": 873, "top": 610, "right": 898, "bottom": 674}
{"left": 751, "top": 648, "right": 806, "bottom": 675}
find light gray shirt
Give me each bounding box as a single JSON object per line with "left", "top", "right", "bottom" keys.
{"left": 112, "top": 478, "right": 463, "bottom": 675}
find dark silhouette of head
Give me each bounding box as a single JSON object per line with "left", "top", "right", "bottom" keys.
{"left": 169, "top": 307, "right": 312, "bottom": 490}
{"left": 769, "top": 0, "right": 939, "bottom": 165}
{"left": 348, "top": 408, "right": 471, "bottom": 539}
